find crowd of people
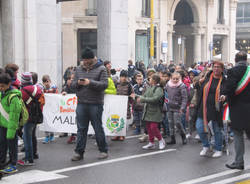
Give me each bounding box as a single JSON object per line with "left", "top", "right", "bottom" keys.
{"left": 0, "top": 48, "right": 249, "bottom": 177}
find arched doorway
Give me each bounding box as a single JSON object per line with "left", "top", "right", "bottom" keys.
{"left": 172, "top": 0, "right": 201, "bottom": 66}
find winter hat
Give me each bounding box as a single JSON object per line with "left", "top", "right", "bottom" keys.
{"left": 21, "top": 72, "right": 33, "bottom": 86}
{"left": 120, "top": 70, "right": 128, "bottom": 77}
{"left": 81, "top": 47, "right": 95, "bottom": 59}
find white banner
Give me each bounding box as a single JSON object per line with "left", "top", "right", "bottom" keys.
{"left": 39, "top": 94, "right": 128, "bottom": 136}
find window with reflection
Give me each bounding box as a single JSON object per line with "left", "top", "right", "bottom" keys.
{"left": 237, "top": 3, "right": 250, "bottom": 23}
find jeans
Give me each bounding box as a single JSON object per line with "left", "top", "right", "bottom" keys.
{"left": 146, "top": 122, "right": 162, "bottom": 143}
{"left": 167, "top": 111, "right": 185, "bottom": 136}
{"left": 23, "top": 122, "right": 36, "bottom": 161}
{"left": 181, "top": 109, "right": 187, "bottom": 131}
{"left": 196, "top": 117, "right": 222, "bottom": 151}
{"left": 75, "top": 103, "right": 108, "bottom": 155}
{"left": 32, "top": 125, "right": 37, "bottom": 155}
{"left": 233, "top": 129, "right": 245, "bottom": 165}
{"left": 0, "top": 127, "right": 18, "bottom": 166}
{"left": 162, "top": 112, "right": 170, "bottom": 136}
{"left": 133, "top": 111, "right": 143, "bottom": 128}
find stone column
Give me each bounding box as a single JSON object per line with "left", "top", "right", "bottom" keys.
{"left": 229, "top": 0, "right": 238, "bottom": 64}
{"left": 193, "top": 33, "right": 201, "bottom": 63}
{"left": 167, "top": 31, "right": 173, "bottom": 63}
{"left": 167, "top": 20, "right": 175, "bottom": 63}
{"left": 2, "top": 0, "right": 14, "bottom": 67}
{"left": 206, "top": 0, "right": 215, "bottom": 62}
{"left": 201, "top": 35, "right": 206, "bottom": 62}
{"left": 97, "top": 0, "right": 128, "bottom": 69}
{"left": 221, "top": 36, "right": 229, "bottom": 63}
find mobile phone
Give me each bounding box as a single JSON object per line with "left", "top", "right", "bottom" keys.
{"left": 79, "top": 78, "right": 85, "bottom": 81}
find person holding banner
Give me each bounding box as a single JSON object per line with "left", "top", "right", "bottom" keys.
{"left": 221, "top": 51, "right": 250, "bottom": 170}
{"left": 71, "top": 47, "right": 108, "bottom": 161}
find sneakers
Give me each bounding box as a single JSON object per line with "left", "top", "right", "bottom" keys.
{"left": 98, "top": 152, "right": 108, "bottom": 159}
{"left": 49, "top": 135, "right": 55, "bottom": 142}
{"left": 142, "top": 142, "right": 156, "bottom": 150}
{"left": 1, "top": 165, "right": 18, "bottom": 174}
{"left": 33, "top": 153, "right": 39, "bottom": 159}
{"left": 186, "top": 133, "right": 191, "bottom": 139}
{"left": 17, "top": 160, "right": 34, "bottom": 166}
{"left": 139, "top": 134, "right": 148, "bottom": 143}
{"left": 71, "top": 153, "right": 83, "bottom": 161}
{"left": 67, "top": 136, "right": 76, "bottom": 144}
{"left": 43, "top": 136, "right": 50, "bottom": 144}
{"left": 200, "top": 147, "right": 209, "bottom": 156}
{"left": 43, "top": 135, "right": 54, "bottom": 144}
{"left": 159, "top": 139, "right": 166, "bottom": 150}
{"left": 18, "top": 139, "right": 24, "bottom": 147}
{"left": 195, "top": 134, "right": 200, "bottom": 140}
{"left": 212, "top": 151, "right": 222, "bottom": 158}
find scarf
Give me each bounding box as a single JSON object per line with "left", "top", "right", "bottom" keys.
{"left": 202, "top": 73, "right": 222, "bottom": 132}
{"left": 167, "top": 79, "right": 182, "bottom": 88}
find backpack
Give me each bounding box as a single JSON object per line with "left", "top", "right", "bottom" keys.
{"left": 8, "top": 94, "right": 29, "bottom": 127}
{"left": 153, "top": 86, "right": 165, "bottom": 111}
{"left": 23, "top": 88, "right": 43, "bottom": 124}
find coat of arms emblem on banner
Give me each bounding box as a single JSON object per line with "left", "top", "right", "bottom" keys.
{"left": 106, "top": 114, "right": 125, "bottom": 133}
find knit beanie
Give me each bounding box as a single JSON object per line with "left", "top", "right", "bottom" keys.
{"left": 120, "top": 70, "right": 128, "bottom": 77}
{"left": 81, "top": 47, "right": 95, "bottom": 59}
{"left": 21, "top": 72, "right": 33, "bottom": 86}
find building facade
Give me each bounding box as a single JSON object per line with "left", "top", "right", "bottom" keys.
{"left": 236, "top": 0, "right": 250, "bottom": 54}
{"left": 0, "top": 0, "right": 62, "bottom": 87}
{"left": 62, "top": 0, "right": 238, "bottom": 70}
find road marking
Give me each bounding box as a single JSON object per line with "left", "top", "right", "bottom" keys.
{"left": 1, "top": 170, "right": 67, "bottom": 184}
{"left": 179, "top": 165, "right": 250, "bottom": 184}
{"left": 51, "top": 149, "right": 176, "bottom": 174}
{"left": 125, "top": 135, "right": 142, "bottom": 139}
{"left": 210, "top": 173, "right": 250, "bottom": 184}
{"left": 36, "top": 134, "right": 140, "bottom": 141}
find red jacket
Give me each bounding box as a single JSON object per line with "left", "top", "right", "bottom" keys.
{"left": 21, "top": 85, "right": 43, "bottom": 118}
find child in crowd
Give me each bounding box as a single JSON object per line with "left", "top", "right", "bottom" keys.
{"left": 187, "top": 76, "right": 200, "bottom": 138}
{"left": 61, "top": 74, "right": 77, "bottom": 144}
{"left": 0, "top": 72, "right": 22, "bottom": 173}
{"left": 133, "top": 74, "right": 146, "bottom": 135}
{"left": 42, "top": 75, "right": 58, "bottom": 144}
{"left": 166, "top": 72, "right": 188, "bottom": 145}
{"left": 18, "top": 72, "right": 43, "bottom": 166}
{"left": 31, "top": 72, "right": 45, "bottom": 159}
{"left": 159, "top": 71, "right": 171, "bottom": 137}
{"left": 134, "top": 74, "right": 165, "bottom": 150}
{"left": 138, "top": 68, "right": 156, "bottom": 142}
{"left": 112, "top": 70, "right": 134, "bottom": 141}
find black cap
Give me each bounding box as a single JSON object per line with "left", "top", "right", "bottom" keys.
{"left": 120, "top": 70, "right": 128, "bottom": 77}
{"left": 82, "top": 47, "right": 95, "bottom": 59}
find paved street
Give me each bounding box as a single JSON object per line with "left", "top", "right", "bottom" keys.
{"left": 1, "top": 128, "right": 250, "bottom": 184}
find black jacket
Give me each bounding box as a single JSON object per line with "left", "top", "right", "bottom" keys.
{"left": 222, "top": 61, "right": 250, "bottom": 131}
{"left": 195, "top": 70, "right": 226, "bottom": 127}
{"left": 71, "top": 59, "right": 108, "bottom": 104}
